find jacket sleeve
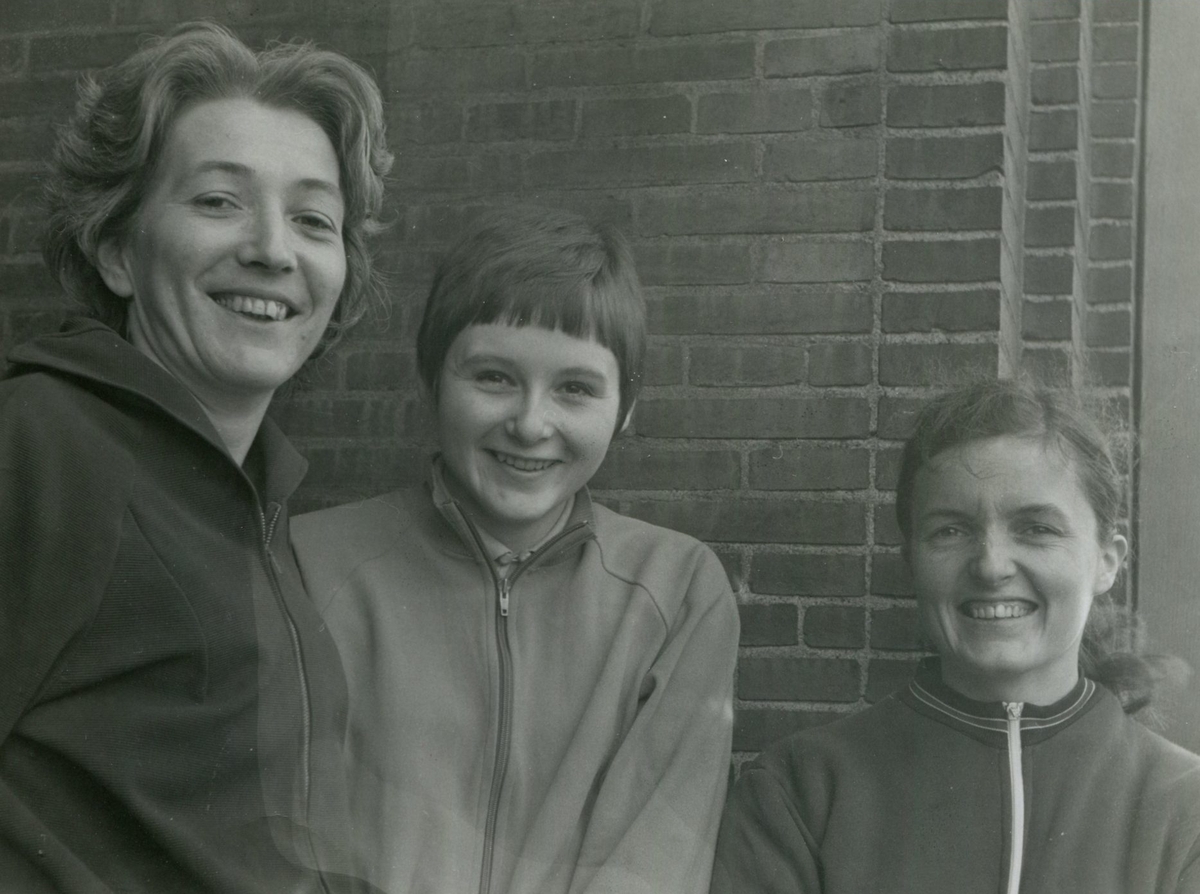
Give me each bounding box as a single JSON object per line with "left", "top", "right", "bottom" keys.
{"left": 0, "top": 381, "right": 125, "bottom": 744}
{"left": 567, "top": 546, "right": 739, "bottom": 894}
{"left": 709, "top": 762, "right": 822, "bottom": 894}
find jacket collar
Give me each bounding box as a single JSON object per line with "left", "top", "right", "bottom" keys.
{"left": 900, "top": 657, "right": 1101, "bottom": 747}
{"left": 6, "top": 317, "right": 307, "bottom": 505}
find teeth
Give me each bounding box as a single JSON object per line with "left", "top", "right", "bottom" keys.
{"left": 493, "top": 452, "right": 556, "bottom": 472}
{"left": 964, "top": 602, "right": 1035, "bottom": 620}
{"left": 214, "top": 294, "right": 289, "bottom": 321}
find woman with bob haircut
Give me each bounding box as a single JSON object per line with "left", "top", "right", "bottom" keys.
{"left": 712, "top": 378, "right": 1200, "bottom": 894}
{"left": 0, "top": 21, "right": 391, "bottom": 893}
{"left": 293, "top": 205, "right": 740, "bottom": 894}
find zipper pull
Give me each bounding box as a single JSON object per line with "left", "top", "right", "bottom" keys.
{"left": 1004, "top": 702, "right": 1023, "bottom": 721}
{"left": 499, "top": 576, "right": 511, "bottom": 618}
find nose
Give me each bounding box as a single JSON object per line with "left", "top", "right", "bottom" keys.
{"left": 970, "top": 533, "right": 1016, "bottom": 584}
{"left": 237, "top": 206, "right": 296, "bottom": 272}
{"left": 505, "top": 392, "right": 553, "bottom": 445}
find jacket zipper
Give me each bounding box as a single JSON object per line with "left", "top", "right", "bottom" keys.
{"left": 472, "top": 521, "right": 587, "bottom": 894}
{"left": 1003, "top": 702, "right": 1025, "bottom": 894}
{"left": 260, "top": 503, "right": 329, "bottom": 893}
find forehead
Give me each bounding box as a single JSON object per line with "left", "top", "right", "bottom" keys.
{"left": 914, "top": 435, "right": 1093, "bottom": 516}
{"left": 448, "top": 322, "right": 619, "bottom": 374}
{"left": 153, "top": 97, "right": 341, "bottom": 194}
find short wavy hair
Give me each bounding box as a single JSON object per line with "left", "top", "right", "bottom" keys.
{"left": 42, "top": 21, "right": 393, "bottom": 357}
{"left": 416, "top": 205, "right": 647, "bottom": 433}
{"left": 894, "top": 377, "right": 1183, "bottom": 715}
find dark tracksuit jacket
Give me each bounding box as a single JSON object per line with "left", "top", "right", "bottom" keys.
{"left": 0, "top": 319, "right": 353, "bottom": 893}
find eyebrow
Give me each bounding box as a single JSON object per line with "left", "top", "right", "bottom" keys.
{"left": 187, "top": 160, "right": 343, "bottom": 201}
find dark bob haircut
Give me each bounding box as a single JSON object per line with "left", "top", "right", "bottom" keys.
{"left": 42, "top": 21, "right": 393, "bottom": 357}
{"left": 415, "top": 205, "right": 647, "bottom": 432}
{"left": 895, "top": 377, "right": 1175, "bottom": 715}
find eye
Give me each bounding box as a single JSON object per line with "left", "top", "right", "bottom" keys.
{"left": 559, "top": 381, "right": 596, "bottom": 398}
{"left": 473, "top": 369, "right": 515, "bottom": 390}
{"left": 928, "top": 524, "right": 968, "bottom": 543}
{"left": 193, "top": 193, "right": 238, "bottom": 211}
{"left": 1019, "top": 522, "right": 1060, "bottom": 538}
{"left": 296, "top": 212, "right": 340, "bottom": 235}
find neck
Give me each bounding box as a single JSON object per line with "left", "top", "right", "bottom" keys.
{"left": 199, "top": 397, "right": 270, "bottom": 466}
{"left": 940, "top": 659, "right": 1080, "bottom": 707}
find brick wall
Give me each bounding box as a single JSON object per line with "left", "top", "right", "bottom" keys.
{"left": 0, "top": 0, "right": 1144, "bottom": 763}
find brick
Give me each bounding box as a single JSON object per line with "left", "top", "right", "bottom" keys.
{"left": 871, "top": 552, "right": 914, "bottom": 597}
{"left": 392, "top": 101, "right": 463, "bottom": 144}
{"left": 886, "top": 134, "right": 1003, "bottom": 179}
{"left": 866, "top": 658, "right": 920, "bottom": 702}
{"left": 29, "top": 32, "right": 146, "bottom": 72}
{"left": 1086, "top": 349, "right": 1130, "bottom": 386}
{"left": 739, "top": 657, "right": 860, "bottom": 702}
{"left": 1091, "top": 142, "right": 1134, "bottom": 177}
{"left": 885, "top": 186, "right": 1002, "bottom": 232}
{"left": 1087, "top": 265, "right": 1132, "bottom": 305}
{"left": 872, "top": 608, "right": 923, "bottom": 650}
{"left": 273, "top": 395, "right": 405, "bottom": 438}
{"left": 877, "top": 446, "right": 904, "bottom": 491}
{"left": 635, "top": 397, "right": 871, "bottom": 439}
{"left": 532, "top": 42, "right": 755, "bottom": 88}
{"left": 6, "top": 0, "right": 110, "bottom": 29}
{"left": 1024, "top": 254, "right": 1075, "bottom": 294}
{"left": 766, "top": 32, "right": 880, "bottom": 78}
{"left": 691, "top": 346, "right": 807, "bottom": 387}
{"left": 640, "top": 188, "right": 874, "bottom": 237}
{"left": 414, "top": 3, "right": 639, "bottom": 48}
{"left": 0, "top": 172, "right": 44, "bottom": 209}
{"left": 1029, "top": 0, "right": 1080, "bottom": 16}
{"left": 1090, "top": 222, "right": 1132, "bottom": 261}
{"left": 1022, "top": 346, "right": 1072, "bottom": 381}
{"left": 647, "top": 293, "right": 873, "bottom": 335}
{"left": 392, "top": 154, "right": 523, "bottom": 192}
{"left": 1031, "top": 66, "right": 1078, "bottom": 105}
{"left": 626, "top": 499, "right": 866, "bottom": 545}
{"left": 396, "top": 49, "right": 525, "bottom": 94}
{"left": 1025, "top": 205, "right": 1075, "bottom": 247}
{"left": 883, "top": 239, "right": 1001, "bottom": 283}
{"left": 749, "top": 445, "right": 870, "bottom": 491}
{"left": 650, "top": 0, "right": 882, "bottom": 35}
{"left": 874, "top": 504, "right": 903, "bottom": 546}
{"left": 344, "top": 350, "right": 418, "bottom": 391}
{"left": 582, "top": 96, "right": 690, "bottom": 137}
{"left": 8, "top": 308, "right": 70, "bottom": 346}
{"left": 763, "top": 242, "right": 875, "bottom": 283}
{"left": 697, "top": 89, "right": 813, "bottom": 134}
{"left": 1092, "top": 24, "right": 1139, "bottom": 62}
{"left": 1026, "top": 159, "right": 1077, "bottom": 201}
{"left": 882, "top": 290, "right": 1000, "bottom": 333}
{"left": 591, "top": 446, "right": 741, "bottom": 490}
{"left": 889, "top": 0, "right": 1007, "bottom": 21}
{"left": 808, "top": 343, "right": 873, "bottom": 386}
{"left": 302, "top": 446, "right": 426, "bottom": 493}
{"left": 1094, "top": 0, "right": 1139, "bottom": 23}
{"left": 888, "top": 26, "right": 1007, "bottom": 72}
{"left": 733, "top": 708, "right": 841, "bottom": 752}
{"left": 1023, "top": 298, "right": 1073, "bottom": 340}
{"left": 1086, "top": 308, "right": 1131, "bottom": 347}
{"left": 1030, "top": 109, "right": 1078, "bottom": 151}
{"left": 466, "top": 100, "right": 574, "bottom": 142}
{"left": 1092, "top": 63, "right": 1139, "bottom": 100}
{"left": 765, "top": 139, "right": 877, "bottom": 182}
{"left": 877, "top": 398, "right": 924, "bottom": 440}
{"left": 805, "top": 606, "right": 866, "bottom": 648}
{"left": 878, "top": 343, "right": 998, "bottom": 385}
{"left": 740, "top": 604, "right": 799, "bottom": 646}
{"left": 527, "top": 144, "right": 755, "bottom": 189}
{"left": 113, "top": 0, "right": 295, "bottom": 25}
{"left": 1030, "top": 21, "right": 1080, "bottom": 63}
{"left": 820, "top": 82, "right": 881, "bottom": 127}
{"left": 0, "top": 77, "right": 77, "bottom": 121}
{"left": 642, "top": 345, "right": 683, "bottom": 386}
{"left": 0, "top": 118, "right": 54, "bottom": 164}
{"left": 752, "top": 554, "right": 866, "bottom": 597}
{"left": 0, "top": 263, "right": 58, "bottom": 300}
{"left": 635, "top": 244, "right": 753, "bottom": 286}
{"left": 1091, "top": 100, "right": 1137, "bottom": 138}
{"left": 887, "top": 83, "right": 1005, "bottom": 128}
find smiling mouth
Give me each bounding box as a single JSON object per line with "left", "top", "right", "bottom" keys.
{"left": 212, "top": 294, "right": 292, "bottom": 322}
{"left": 490, "top": 451, "right": 559, "bottom": 472}
{"left": 962, "top": 601, "right": 1036, "bottom": 620}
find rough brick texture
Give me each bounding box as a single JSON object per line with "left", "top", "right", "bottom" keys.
{"left": 0, "top": 0, "right": 1148, "bottom": 765}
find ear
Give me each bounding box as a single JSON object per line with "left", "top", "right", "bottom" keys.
{"left": 96, "top": 236, "right": 135, "bottom": 299}
{"left": 617, "top": 399, "right": 636, "bottom": 435}
{"left": 1094, "top": 532, "right": 1129, "bottom": 595}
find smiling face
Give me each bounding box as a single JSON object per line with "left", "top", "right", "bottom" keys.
{"left": 907, "top": 435, "right": 1127, "bottom": 705}
{"left": 434, "top": 323, "right": 625, "bottom": 552}
{"left": 97, "top": 97, "right": 346, "bottom": 413}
